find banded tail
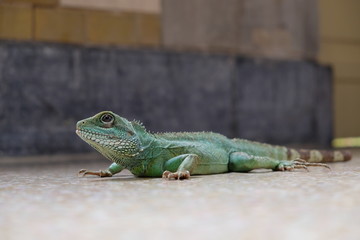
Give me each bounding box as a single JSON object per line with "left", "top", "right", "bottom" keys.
{"left": 287, "top": 148, "right": 352, "bottom": 163}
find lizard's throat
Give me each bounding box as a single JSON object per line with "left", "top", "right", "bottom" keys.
{"left": 76, "top": 129, "right": 141, "bottom": 158}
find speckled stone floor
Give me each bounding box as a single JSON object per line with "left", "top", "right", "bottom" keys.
{"left": 1, "top": 150, "right": 360, "bottom": 240}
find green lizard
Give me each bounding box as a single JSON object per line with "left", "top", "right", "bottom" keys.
{"left": 76, "top": 111, "right": 351, "bottom": 180}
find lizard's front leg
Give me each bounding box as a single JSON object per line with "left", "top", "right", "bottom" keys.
{"left": 162, "top": 154, "right": 199, "bottom": 180}
{"left": 78, "top": 162, "right": 124, "bottom": 178}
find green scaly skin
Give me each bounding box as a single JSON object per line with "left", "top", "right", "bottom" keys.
{"left": 76, "top": 111, "right": 351, "bottom": 180}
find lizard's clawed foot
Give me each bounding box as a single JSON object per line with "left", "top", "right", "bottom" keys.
{"left": 78, "top": 169, "right": 113, "bottom": 178}
{"left": 162, "top": 170, "right": 190, "bottom": 180}
{"left": 275, "top": 159, "right": 331, "bottom": 172}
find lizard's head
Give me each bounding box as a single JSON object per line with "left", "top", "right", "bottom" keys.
{"left": 76, "top": 111, "right": 141, "bottom": 160}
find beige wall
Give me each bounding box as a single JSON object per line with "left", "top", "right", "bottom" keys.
{"left": 60, "top": 0, "right": 161, "bottom": 13}
{"left": 162, "top": 0, "right": 318, "bottom": 60}
{"left": 318, "top": 0, "right": 360, "bottom": 138}
{"left": 0, "top": 0, "right": 161, "bottom": 46}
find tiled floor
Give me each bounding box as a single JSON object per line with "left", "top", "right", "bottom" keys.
{"left": 1, "top": 151, "right": 359, "bottom": 240}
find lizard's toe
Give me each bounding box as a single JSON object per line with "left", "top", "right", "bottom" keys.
{"left": 284, "top": 165, "right": 293, "bottom": 171}
{"left": 78, "top": 169, "right": 113, "bottom": 177}
{"left": 162, "top": 170, "right": 190, "bottom": 180}
{"left": 162, "top": 170, "right": 171, "bottom": 179}
{"left": 78, "top": 169, "right": 88, "bottom": 177}
{"left": 275, "top": 160, "right": 330, "bottom": 172}
{"left": 177, "top": 171, "right": 190, "bottom": 180}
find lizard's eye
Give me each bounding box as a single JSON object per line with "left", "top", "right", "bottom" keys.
{"left": 101, "top": 114, "right": 114, "bottom": 124}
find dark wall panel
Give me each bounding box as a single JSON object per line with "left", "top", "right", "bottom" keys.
{"left": 0, "top": 41, "right": 332, "bottom": 156}
{"left": 233, "top": 59, "right": 332, "bottom": 145}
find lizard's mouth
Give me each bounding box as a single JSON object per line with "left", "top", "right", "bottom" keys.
{"left": 76, "top": 129, "right": 117, "bottom": 143}
{"left": 76, "top": 129, "right": 140, "bottom": 157}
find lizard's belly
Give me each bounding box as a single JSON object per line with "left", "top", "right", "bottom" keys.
{"left": 192, "top": 148, "right": 229, "bottom": 175}
{"left": 136, "top": 146, "right": 230, "bottom": 176}
{"left": 192, "top": 162, "right": 229, "bottom": 175}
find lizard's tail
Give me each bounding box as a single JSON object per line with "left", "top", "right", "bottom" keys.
{"left": 286, "top": 148, "right": 352, "bottom": 163}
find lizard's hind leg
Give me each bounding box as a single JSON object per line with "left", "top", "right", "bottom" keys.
{"left": 229, "top": 152, "right": 281, "bottom": 172}
{"left": 229, "top": 152, "right": 330, "bottom": 172}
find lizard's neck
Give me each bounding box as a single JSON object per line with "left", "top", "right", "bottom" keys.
{"left": 109, "top": 124, "right": 159, "bottom": 169}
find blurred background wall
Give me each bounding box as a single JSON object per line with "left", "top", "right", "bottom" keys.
{"left": 0, "top": 0, "right": 358, "bottom": 156}
{"left": 317, "top": 0, "right": 360, "bottom": 139}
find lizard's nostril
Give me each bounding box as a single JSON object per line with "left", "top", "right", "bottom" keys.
{"left": 76, "top": 120, "right": 86, "bottom": 129}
